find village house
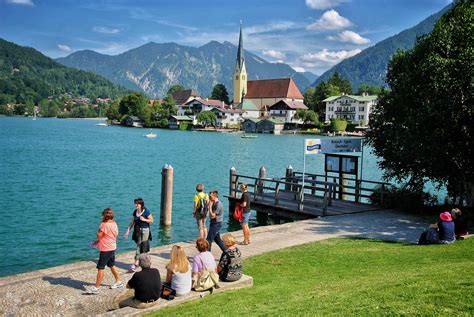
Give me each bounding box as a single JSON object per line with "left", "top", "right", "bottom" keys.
{"left": 268, "top": 99, "right": 308, "bottom": 124}
{"left": 126, "top": 115, "right": 144, "bottom": 128}
{"left": 210, "top": 107, "right": 244, "bottom": 128}
{"left": 323, "top": 93, "right": 378, "bottom": 124}
{"left": 168, "top": 115, "right": 193, "bottom": 129}
{"left": 174, "top": 89, "right": 200, "bottom": 115}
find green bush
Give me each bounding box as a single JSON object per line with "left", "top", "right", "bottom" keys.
{"left": 330, "top": 118, "right": 347, "bottom": 132}
{"left": 179, "top": 122, "right": 189, "bottom": 130}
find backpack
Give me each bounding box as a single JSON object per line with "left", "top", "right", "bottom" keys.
{"left": 197, "top": 194, "right": 209, "bottom": 218}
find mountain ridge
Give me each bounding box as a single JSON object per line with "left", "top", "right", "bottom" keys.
{"left": 57, "top": 41, "right": 312, "bottom": 98}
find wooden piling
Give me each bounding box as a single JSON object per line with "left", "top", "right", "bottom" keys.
{"left": 285, "top": 165, "right": 293, "bottom": 191}
{"left": 257, "top": 166, "right": 266, "bottom": 195}
{"left": 160, "top": 164, "right": 173, "bottom": 226}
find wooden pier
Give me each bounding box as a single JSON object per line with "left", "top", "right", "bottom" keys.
{"left": 226, "top": 166, "right": 391, "bottom": 223}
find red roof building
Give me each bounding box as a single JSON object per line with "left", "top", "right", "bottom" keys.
{"left": 243, "top": 78, "right": 304, "bottom": 110}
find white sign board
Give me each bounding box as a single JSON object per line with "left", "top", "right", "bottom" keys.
{"left": 305, "top": 138, "right": 362, "bottom": 155}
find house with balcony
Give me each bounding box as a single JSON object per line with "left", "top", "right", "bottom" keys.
{"left": 268, "top": 100, "right": 308, "bottom": 123}
{"left": 210, "top": 107, "right": 244, "bottom": 128}
{"left": 323, "top": 93, "right": 378, "bottom": 124}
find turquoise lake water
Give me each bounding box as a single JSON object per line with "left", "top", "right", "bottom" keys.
{"left": 0, "top": 117, "right": 388, "bottom": 276}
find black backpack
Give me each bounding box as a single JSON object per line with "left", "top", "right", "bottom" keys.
{"left": 197, "top": 195, "right": 209, "bottom": 217}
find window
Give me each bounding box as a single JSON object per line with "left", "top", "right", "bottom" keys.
{"left": 359, "top": 106, "right": 364, "bottom": 111}
{"left": 359, "top": 115, "right": 364, "bottom": 120}
{"left": 236, "top": 76, "right": 239, "bottom": 80}
{"left": 242, "top": 75, "right": 246, "bottom": 80}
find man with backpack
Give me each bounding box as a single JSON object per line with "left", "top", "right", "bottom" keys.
{"left": 193, "top": 184, "right": 209, "bottom": 239}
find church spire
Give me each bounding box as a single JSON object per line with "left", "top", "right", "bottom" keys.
{"left": 233, "top": 21, "right": 247, "bottom": 104}
{"left": 236, "top": 21, "right": 244, "bottom": 71}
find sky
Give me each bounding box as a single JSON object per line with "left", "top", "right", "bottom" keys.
{"left": 0, "top": 0, "right": 452, "bottom": 75}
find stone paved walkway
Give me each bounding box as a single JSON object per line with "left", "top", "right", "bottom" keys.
{"left": 0, "top": 209, "right": 427, "bottom": 316}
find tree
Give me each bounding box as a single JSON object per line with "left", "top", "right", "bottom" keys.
{"left": 196, "top": 111, "right": 217, "bottom": 127}
{"left": 358, "top": 84, "right": 384, "bottom": 95}
{"left": 118, "top": 93, "right": 149, "bottom": 120}
{"left": 294, "top": 109, "right": 319, "bottom": 125}
{"left": 167, "top": 84, "right": 185, "bottom": 96}
{"left": 304, "top": 73, "right": 351, "bottom": 117}
{"left": 211, "top": 84, "right": 230, "bottom": 105}
{"left": 330, "top": 118, "right": 347, "bottom": 132}
{"left": 366, "top": 0, "right": 474, "bottom": 207}
{"left": 327, "top": 72, "right": 352, "bottom": 95}
{"left": 105, "top": 99, "right": 120, "bottom": 121}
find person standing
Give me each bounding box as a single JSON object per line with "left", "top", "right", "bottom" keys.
{"left": 206, "top": 191, "right": 225, "bottom": 252}
{"left": 86, "top": 208, "right": 123, "bottom": 294}
{"left": 125, "top": 198, "right": 154, "bottom": 272}
{"left": 193, "top": 184, "right": 209, "bottom": 239}
{"left": 239, "top": 183, "right": 251, "bottom": 245}
{"left": 119, "top": 254, "right": 161, "bottom": 309}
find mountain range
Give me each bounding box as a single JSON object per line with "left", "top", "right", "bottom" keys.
{"left": 311, "top": 4, "right": 451, "bottom": 89}
{"left": 57, "top": 41, "right": 315, "bottom": 99}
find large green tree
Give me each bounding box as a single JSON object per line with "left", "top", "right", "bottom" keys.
{"left": 210, "top": 83, "right": 230, "bottom": 105}
{"left": 196, "top": 111, "right": 217, "bottom": 127}
{"left": 118, "top": 93, "right": 149, "bottom": 121}
{"left": 366, "top": 0, "right": 473, "bottom": 206}
{"left": 304, "top": 72, "right": 351, "bottom": 116}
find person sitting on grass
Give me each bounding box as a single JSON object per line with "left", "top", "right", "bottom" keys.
{"left": 429, "top": 211, "right": 456, "bottom": 244}
{"left": 86, "top": 208, "right": 123, "bottom": 294}
{"left": 451, "top": 208, "right": 469, "bottom": 239}
{"left": 119, "top": 254, "right": 161, "bottom": 309}
{"left": 164, "top": 245, "right": 192, "bottom": 297}
{"left": 217, "top": 234, "right": 242, "bottom": 282}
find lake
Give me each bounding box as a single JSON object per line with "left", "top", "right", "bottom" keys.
{"left": 0, "top": 117, "right": 386, "bottom": 276}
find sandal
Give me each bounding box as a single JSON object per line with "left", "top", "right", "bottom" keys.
{"left": 239, "top": 241, "right": 250, "bottom": 245}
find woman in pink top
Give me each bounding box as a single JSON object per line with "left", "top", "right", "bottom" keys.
{"left": 86, "top": 208, "right": 123, "bottom": 294}
{"left": 192, "top": 238, "right": 217, "bottom": 289}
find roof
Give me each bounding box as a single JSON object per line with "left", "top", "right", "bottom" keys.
{"left": 323, "top": 94, "right": 378, "bottom": 102}
{"left": 212, "top": 107, "right": 244, "bottom": 114}
{"left": 186, "top": 97, "right": 227, "bottom": 107}
{"left": 171, "top": 89, "right": 199, "bottom": 105}
{"left": 269, "top": 99, "right": 308, "bottom": 110}
{"left": 238, "top": 99, "right": 259, "bottom": 111}
{"left": 236, "top": 23, "right": 245, "bottom": 71}
{"left": 170, "top": 115, "right": 193, "bottom": 121}
{"left": 243, "top": 118, "right": 261, "bottom": 123}
{"left": 245, "top": 78, "right": 304, "bottom": 99}
{"left": 259, "top": 117, "right": 285, "bottom": 124}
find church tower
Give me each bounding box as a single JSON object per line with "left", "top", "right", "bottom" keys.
{"left": 233, "top": 22, "right": 247, "bottom": 104}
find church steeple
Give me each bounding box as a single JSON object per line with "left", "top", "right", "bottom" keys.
{"left": 233, "top": 21, "right": 247, "bottom": 104}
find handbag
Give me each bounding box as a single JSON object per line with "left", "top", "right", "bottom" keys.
{"left": 193, "top": 269, "right": 220, "bottom": 292}
{"left": 233, "top": 205, "right": 243, "bottom": 222}
{"left": 160, "top": 284, "right": 176, "bottom": 300}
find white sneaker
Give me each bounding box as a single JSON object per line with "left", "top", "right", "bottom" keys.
{"left": 128, "top": 264, "right": 137, "bottom": 272}
{"left": 86, "top": 286, "right": 100, "bottom": 294}
{"left": 110, "top": 282, "right": 124, "bottom": 289}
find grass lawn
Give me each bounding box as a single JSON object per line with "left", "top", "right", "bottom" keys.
{"left": 150, "top": 238, "right": 474, "bottom": 316}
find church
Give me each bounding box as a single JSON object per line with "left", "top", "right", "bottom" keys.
{"left": 233, "top": 24, "right": 308, "bottom": 122}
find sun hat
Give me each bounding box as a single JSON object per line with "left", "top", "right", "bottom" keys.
{"left": 439, "top": 211, "right": 452, "bottom": 222}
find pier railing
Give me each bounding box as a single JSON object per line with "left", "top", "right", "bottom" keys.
{"left": 228, "top": 168, "right": 392, "bottom": 217}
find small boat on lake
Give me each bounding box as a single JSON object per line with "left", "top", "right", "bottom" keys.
{"left": 144, "top": 130, "right": 157, "bottom": 138}
{"left": 95, "top": 122, "right": 108, "bottom": 126}
{"left": 241, "top": 134, "right": 257, "bottom": 139}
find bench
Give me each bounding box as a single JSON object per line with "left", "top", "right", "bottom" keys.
{"left": 101, "top": 274, "right": 253, "bottom": 316}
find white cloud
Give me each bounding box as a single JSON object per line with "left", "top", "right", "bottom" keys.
{"left": 305, "top": 0, "right": 347, "bottom": 10}
{"left": 57, "top": 44, "right": 72, "bottom": 53}
{"left": 245, "top": 21, "right": 296, "bottom": 34}
{"left": 92, "top": 26, "right": 120, "bottom": 34}
{"left": 6, "top": 0, "right": 34, "bottom": 5}
{"left": 262, "top": 50, "right": 286, "bottom": 60}
{"left": 306, "top": 10, "right": 352, "bottom": 31}
{"left": 292, "top": 66, "right": 306, "bottom": 72}
{"left": 328, "top": 30, "right": 370, "bottom": 44}
{"left": 301, "top": 48, "right": 361, "bottom": 65}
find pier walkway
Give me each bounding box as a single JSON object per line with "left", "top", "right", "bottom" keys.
{"left": 0, "top": 210, "right": 427, "bottom": 316}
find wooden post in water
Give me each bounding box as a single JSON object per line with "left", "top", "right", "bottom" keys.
{"left": 285, "top": 165, "right": 293, "bottom": 191}
{"left": 256, "top": 166, "right": 268, "bottom": 224}
{"left": 229, "top": 167, "right": 237, "bottom": 219}
{"left": 160, "top": 164, "right": 173, "bottom": 226}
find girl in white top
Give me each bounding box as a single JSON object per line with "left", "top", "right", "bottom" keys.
{"left": 165, "top": 245, "right": 192, "bottom": 296}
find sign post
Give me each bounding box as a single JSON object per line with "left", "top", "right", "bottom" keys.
{"left": 301, "top": 139, "right": 322, "bottom": 209}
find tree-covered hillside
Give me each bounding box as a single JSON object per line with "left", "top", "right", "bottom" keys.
{"left": 0, "top": 38, "right": 129, "bottom": 105}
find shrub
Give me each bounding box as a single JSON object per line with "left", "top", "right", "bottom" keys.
{"left": 330, "top": 118, "right": 347, "bottom": 132}
{"left": 179, "top": 122, "right": 189, "bottom": 130}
